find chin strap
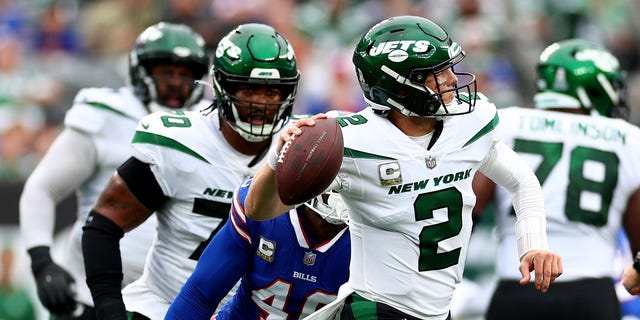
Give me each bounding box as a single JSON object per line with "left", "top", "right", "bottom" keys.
{"left": 248, "top": 141, "right": 271, "bottom": 168}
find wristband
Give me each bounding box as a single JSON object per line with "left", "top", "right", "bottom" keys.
{"left": 267, "top": 148, "right": 278, "bottom": 170}
{"left": 514, "top": 215, "right": 549, "bottom": 259}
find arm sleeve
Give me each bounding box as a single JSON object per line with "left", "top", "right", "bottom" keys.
{"left": 20, "top": 128, "right": 97, "bottom": 249}
{"left": 82, "top": 210, "right": 126, "bottom": 320}
{"left": 166, "top": 213, "right": 252, "bottom": 319}
{"left": 479, "top": 141, "right": 549, "bottom": 258}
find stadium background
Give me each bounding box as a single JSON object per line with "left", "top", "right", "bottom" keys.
{"left": 1, "top": 0, "right": 639, "bottom": 319}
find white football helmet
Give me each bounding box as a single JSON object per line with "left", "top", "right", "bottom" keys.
{"left": 303, "top": 191, "right": 349, "bottom": 225}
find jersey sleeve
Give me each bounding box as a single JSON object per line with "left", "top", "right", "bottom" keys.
{"left": 20, "top": 128, "right": 97, "bottom": 248}
{"left": 165, "top": 181, "right": 255, "bottom": 319}
{"left": 474, "top": 93, "right": 500, "bottom": 144}
{"left": 129, "top": 112, "right": 182, "bottom": 197}
{"left": 65, "top": 87, "right": 139, "bottom": 134}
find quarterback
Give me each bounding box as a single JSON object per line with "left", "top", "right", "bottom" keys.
{"left": 246, "top": 16, "right": 562, "bottom": 320}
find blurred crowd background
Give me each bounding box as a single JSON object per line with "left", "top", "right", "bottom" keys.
{"left": 1, "top": 0, "right": 639, "bottom": 182}
{"left": 0, "top": 0, "right": 639, "bottom": 319}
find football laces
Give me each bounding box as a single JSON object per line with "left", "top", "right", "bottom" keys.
{"left": 277, "top": 134, "right": 296, "bottom": 164}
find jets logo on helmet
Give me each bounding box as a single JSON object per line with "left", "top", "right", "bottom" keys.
{"left": 138, "top": 26, "right": 163, "bottom": 42}
{"left": 368, "top": 40, "right": 433, "bottom": 63}
{"left": 215, "top": 37, "right": 241, "bottom": 60}
{"left": 173, "top": 47, "right": 193, "bottom": 58}
{"left": 534, "top": 39, "right": 628, "bottom": 119}
{"left": 250, "top": 69, "right": 280, "bottom": 79}
{"left": 575, "top": 49, "right": 619, "bottom": 72}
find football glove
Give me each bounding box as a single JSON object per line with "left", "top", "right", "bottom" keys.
{"left": 28, "top": 246, "right": 77, "bottom": 315}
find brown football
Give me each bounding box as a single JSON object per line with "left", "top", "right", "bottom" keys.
{"left": 275, "top": 118, "right": 344, "bottom": 205}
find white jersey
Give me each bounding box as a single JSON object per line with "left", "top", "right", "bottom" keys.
{"left": 493, "top": 107, "right": 640, "bottom": 281}
{"left": 23, "top": 87, "right": 152, "bottom": 306}
{"left": 334, "top": 95, "right": 499, "bottom": 319}
{"left": 122, "top": 108, "right": 278, "bottom": 319}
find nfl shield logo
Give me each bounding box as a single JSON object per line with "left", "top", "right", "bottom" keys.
{"left": 426, "top": 156, "right": 437, "bottom": 169}
{"left": 303, "top": 251, "right": 316, "bottom": 266}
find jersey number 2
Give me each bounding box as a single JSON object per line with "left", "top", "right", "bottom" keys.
{"left": 416, "top": 187, "right": 463, "bottom": 271}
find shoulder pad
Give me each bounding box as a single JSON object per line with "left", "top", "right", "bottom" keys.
{"left": 454, "top": 93, "right": 499, "bottom": 148}
{"left": 472, "top": 93, "right": 498, "bottom": 125}
{"left": 65, "top": 87, "right": 144, "bottom": 134}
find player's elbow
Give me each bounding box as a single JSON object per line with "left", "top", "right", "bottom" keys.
{"left": 244, "top": 194, "right": 278, "bottom": 221}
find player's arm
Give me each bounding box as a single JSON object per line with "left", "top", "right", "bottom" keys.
{"left": 245, "top": 114, "right": 326, "bottom": 220}
{"left": 622, "top": 187, "right": 640, "bottom": 295}
{"left": 479, "top": 141, "right": 562, "bottom": 292}
{"left": 166, "top": 211, "right": 252, "bottom": 319}
{"left": 82, "top": 157, "right": 168, "bottom": 320}
{"left": 20, "top": 128, "right": 97, "bottom": 315}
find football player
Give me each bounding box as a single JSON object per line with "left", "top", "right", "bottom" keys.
{"left": 19, "top": 22, "right": 209, "bottom": 319}
{"left": 81, "top": 23, "right": 299, "bottom": 320}
{"left": 245, "top": 15, "right": 562, "bottom": 320}
{"left": 165, "top": 179, "right": 350, "bottom": 319}
{"left": 473, "top": 39, "right": 640, "bottom": 319}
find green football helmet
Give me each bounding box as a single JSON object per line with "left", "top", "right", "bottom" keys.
{"left": 213, "top": 23, "right": 299, "bottom": 142}
{"left": 535, "top": 39, "right": 628, "bottom": 118}
{"left": 129, "top": 22, "right": 209, "bottom": 112}
{"left": 352, "top": 15, "right": 477, "bottom": 118}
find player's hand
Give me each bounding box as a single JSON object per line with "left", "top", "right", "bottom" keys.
{"left": 28, "top": 247, "right": 77, "bottom": 315}
{"left": 35, "top": 262, "right": 76, "bottom": 315}
{"left": 277, "top": 113, "right": 327, "bottom": 152}
{"left": 519, "top": 250, "right": 562, "bottom": 293}
{"left": 622, "top": 264, "right": 640, "bottom": 295}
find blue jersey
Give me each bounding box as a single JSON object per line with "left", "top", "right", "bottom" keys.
{"left": 166, "top": 179, "right": 351, "bottom": 320}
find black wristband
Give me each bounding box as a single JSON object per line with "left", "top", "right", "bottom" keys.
{"left": 94, "top": 297, "right": 127, "bottom": 320}
{"left": 633, "top": 251, "right": 640, "bottom": 273}
{"left": 27, "top": 246, "right": 53, "bottom": 276}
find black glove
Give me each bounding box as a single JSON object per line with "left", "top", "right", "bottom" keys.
{"left": 28, "top": 246, "right": 77, "bottom": 315}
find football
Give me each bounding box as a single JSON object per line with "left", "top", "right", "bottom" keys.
{"left": 275, "top": 117, "right": 344, "bottom": 205}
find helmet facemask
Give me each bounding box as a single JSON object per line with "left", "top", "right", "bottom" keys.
{"left": 405, "top": 54, "right": 477, "bottom": 117}
{"left": 214, "top": 69, "right": 298, "bottom": 142}
{"left": 133, "top": 59, "right": 208, "bottom": 113}
{"left": 213, "top": 23, "right": 300, "bottom": 142}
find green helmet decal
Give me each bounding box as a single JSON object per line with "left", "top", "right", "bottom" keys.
{"left": 535, "top": 39, "right": 628, "bottom": 118}
{"left": 213, "top": 23, "right": 299, "bottom": 142}
{"left": 129, "top": 22, "right": 210, "bottom": 111}
{"left": 353, "top": 15, "right": 476, "bottom": 118}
